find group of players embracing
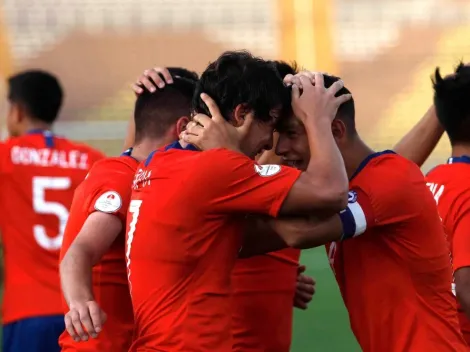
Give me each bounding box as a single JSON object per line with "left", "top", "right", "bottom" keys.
{"left": 3, "top": 50, "right": 470, "bottom": 352}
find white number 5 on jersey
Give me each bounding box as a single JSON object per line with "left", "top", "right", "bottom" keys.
{"left": 32, "top": 176, "right": 71, "bottom": 250}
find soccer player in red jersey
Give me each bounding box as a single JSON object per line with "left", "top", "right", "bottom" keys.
{"left": 421, "top": 63, "right": 470, "bottom": 345}
{"left": 59, "top": 68, "right": 197, "bottom": 351}
{"left": 131, "top": 61, "right": 315, "bottom": 352}
{"left": 273, "top": 73, "right": 467, "bottom": 352}
{"left": 187, "top": 71, "right": 468, "bottom": 351}
{"left": 231, "top": 61, "right": 314, "bottom": 352}
{"left": 127, "top": 51, "right": 351, "bottom": 352}
{"left": 0, "top": 70, "right": 104, "bottom": 352}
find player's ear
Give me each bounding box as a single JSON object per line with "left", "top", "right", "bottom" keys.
{"left": 232, "top": 104, "right": 252, "bottom": 128}
{"left": 175, "top": 116, "right": 190, "bottom": 136}
{"left": 331, "top": 119, "right": 346, "bottom": 144}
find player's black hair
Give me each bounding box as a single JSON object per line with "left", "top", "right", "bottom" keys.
{"left": 7, "top": 70, "right": 63, "bottom": 124}
{"left": 433, "top": 62, "right": 470, "bottom": 145}
{"left": 166, "top": 67, "right": 199, "bottom": 82}
{"left": 134, "top": 75, "right": 195, "bottom": 142}
{"left": 192, "top": 50, "right": 291, "bottom": 123}
{"left": 324, "top": 74, "right": 356, "bottom": 135}
{"left": 271, "top": 60, "right": 299, "bottom": 77}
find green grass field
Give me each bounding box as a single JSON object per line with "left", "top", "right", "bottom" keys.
{"left": 291, "top": 247, "right": 360, "bottom": 352}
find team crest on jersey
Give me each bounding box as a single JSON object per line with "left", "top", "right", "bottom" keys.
{"left": 254, "top": 164, "right": 281, "bottom": 177}
{"left": 347, "top": 190, "right": 358, "bottom": 203}
{"left": 94, "top": 191, "right": 122, "bottom": 213}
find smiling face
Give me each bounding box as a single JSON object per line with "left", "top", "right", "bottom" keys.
{"left": 275, "top": 115, "right": 311, "bottom": 171}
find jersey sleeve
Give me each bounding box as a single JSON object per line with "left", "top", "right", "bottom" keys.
{"left": 193, "top": 149, "right": 301, "bottom": 217}
{"left": 86, "top": 171, "right": 133, "bottom": 224}
{"left": 339, "top": 188, "right": 375, "bottom": 239}
{"left": 451, "top": 193, "right": 470, "bottom": 271}
{"left": 339, "top": 164, "right": 417, "bottom": 239}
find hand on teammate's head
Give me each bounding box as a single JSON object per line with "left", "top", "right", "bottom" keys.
{"left": 180, "top": 93, "right": 246, "bottom": 153}
{"left": 291, "top": 73, "right": 352, "bottom": 124}
{"left": 131, "top": 67, "right": 174, "bottom": 95}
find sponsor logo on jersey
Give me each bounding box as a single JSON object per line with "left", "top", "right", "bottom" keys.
{"left": 254, "top": 164, "right": 281, "bottom": 177}
{"left": 94, "top": 191, "right": 122, "bottom": 213}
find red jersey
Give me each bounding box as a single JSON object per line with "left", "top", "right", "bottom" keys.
{"left": 0, "top": 130, "right": 104, "bottom": 324}
{"left": 231, "top": 248, "right": 300, "bottom": 352}
{"left": 326, "top": 151, "right": 467, "bottom": 352}
{"left": 59, "top": 151, "right": 137, "bottom": 351}
{"left": 426, "top": 156, "right": 470, "bottom": 345}
{"left": 127, "top": 142, "right": 301, "bottom": 352}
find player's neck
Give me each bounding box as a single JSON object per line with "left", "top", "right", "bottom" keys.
{"left": 342, "top": 137, "right": 375, "bottom": 179}
{"left": 132, "top": 137, "right": 170, "bottom": 162}
{"left": 21, "top": 119, "right": 52, "bottom": 134}
{"left": 451, "top": 144, "right": 470, "bottom": 158}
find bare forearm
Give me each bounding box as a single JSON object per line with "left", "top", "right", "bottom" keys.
{"left": 238, "top": 218, "right": 288, "bottom": 258}
{"left": 60, "top": 246, "right": 95, "bottom": 307}
{"left": 393, "top": 105, "right": 443, "bottom": 167}
{"left": 270, "top": 215, "right": 342, "bottom": 249}
{"left": 304, "top": 119, "right": 348, "bottom": 204}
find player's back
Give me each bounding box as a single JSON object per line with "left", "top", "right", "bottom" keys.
{"left": 328, "top": 152, "right": 467, "bottom": 352}
{"left": 0, "top": 131, "right": 104, "bottom": 324}
{"left": 426, "top": 159, "right": 470, "bottom": 344}
{"left": 231, "top": 249, "right": 300, "bottom": 352}
{"left": 59, "top": 154, "right": 137, "bottom": 351}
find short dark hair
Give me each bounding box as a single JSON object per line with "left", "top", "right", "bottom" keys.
{"left": 166, "top": 67, "right": 199, "bottom": 82}
{"left": 271, "top": 60, "right": 299, "bottom": 77}
{"left": 7, "top": 70, "right": 63, "bottom": 124}
{"left": 192, "top": 50, "right": 290, "bottom": 123}
{"left": 323, "top": 74, "right": 356, "bottom": 135}
{"left": 134, "top": 76, "right": 195, "bottom": 142}
{"left": 433, "top": 62, "right": 470, "bottom": 145}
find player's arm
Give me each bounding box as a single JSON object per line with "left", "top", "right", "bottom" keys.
{"left": 240, "top": 188, "right": 374, "bottom": 254}
{"left": 451, "top": 207, "right": 470, "bottom": 319}
{"left": 184, "top": 75, "right": 350, "bottom": 216}
{"left": 60, "top": 212, "right": 121, "bottom": 341}
{"left": 393, "top": 105, "right": 443, "bottom": 167}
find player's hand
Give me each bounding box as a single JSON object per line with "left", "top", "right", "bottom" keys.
{"left": 180, "top": 93, "right": 249, "bottom": 153}
{"left": 294, "top": 265, "right": 316, "bottom": 310}
{"left": 291, "top": 73, "right": 352, "bottom": 124}
{"left": 64, "top": 300, "right": 107, "bottom": 342}
{"left": 131, "top": 67, "right": 174, "bottom": 95}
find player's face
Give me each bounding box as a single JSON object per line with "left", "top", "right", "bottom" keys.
{"left": 275, "top": 115, "right": 310, "bottom": 171}
{"left": 239, "top": 108, "right": 281, "bottom": 159}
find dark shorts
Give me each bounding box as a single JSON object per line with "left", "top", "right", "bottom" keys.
{"left": 3, "top": 315, "right": 64, "bottom": 352}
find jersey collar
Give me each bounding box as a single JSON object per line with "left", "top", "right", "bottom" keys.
{"left": 350, "top": 150, "right": 396, "bottom": 181}
{"left": 447, "top": 155, "right": 470, "bottom": 164}
{"left": 144, "top": 141, "right": 198, "bottom": 166}
{"left": 27, "top": 129, "right": 55, "bottom": 147}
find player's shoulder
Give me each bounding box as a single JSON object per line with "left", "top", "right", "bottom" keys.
{"left": 55, "top": 137, "right": 105, "bottom": 159}
{"left": 89, "top": 156, "right": 138, "bottom": 177}
{"left": 361, "top": 151, "right": 420, "bottom": 180}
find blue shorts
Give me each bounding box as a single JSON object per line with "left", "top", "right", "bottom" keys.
{"left": 3, "top": 315, "right": 64, "bottom": 352}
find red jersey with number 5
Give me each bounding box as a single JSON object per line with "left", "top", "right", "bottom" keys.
{"left": 0, "top": 131, "right": 104, "bottom": 324}
{"left": 326, "top": 151, "right": 467, "bottom": 352}
{"left": 126, "top": 142, "right": 301, "bottom": 352}
{"left": 426, "top": 156, "right": 470, "bottom": 346}
{"left": 59, "top": 153, "right": 137, "bottom": 351}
